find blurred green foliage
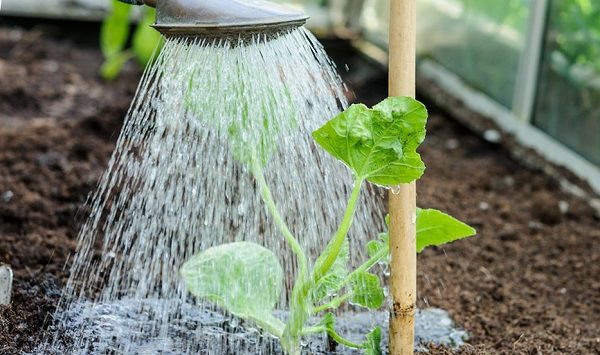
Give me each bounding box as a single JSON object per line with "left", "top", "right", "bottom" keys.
{"left": 532, "top": 0, "right": 600, "bottom": 167}
{"left": 100, "top": 0, "right": 162, "bottom": 80}
{"left": 463, "top": 0, "right": 529, "bottom": 30}
{"left": 552, "top": 0, "right": 600, "bottom": 75}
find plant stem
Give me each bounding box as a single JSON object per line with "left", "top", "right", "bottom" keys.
{"left": 343, "top": 246, "right": 389, "bottom": 286}
{"left": 250, "top": 151, "right": 308, "bottom": 276}
{"left": 313, "top": 294, "right": 351, "bottom": 314}
{"left": 281, "top": 273, "right": 312, "bottom": 355}
{"left": 301, "top": 325, "right": 326, "bottom": 335}
{"left": 311, "top": 247, "right": 389, "bottom": 316}
{"left": 249, "top": 150, "right": 312, "bottom": 355}
{"left": 325, "top": 327, "right": 363, "bottom": 349}
{"left": 300, "top": 324, "right": 363, "bottom": 350}
{"left": 312, "top": 178, "right": 363, "bottom": 281}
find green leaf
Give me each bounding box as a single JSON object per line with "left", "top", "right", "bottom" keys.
{"left": 362, "top": 327, "right": 382, "bottom": 355}
{"left": 312, "top": 96, "right": 427, "bottom": 186}
{"left": 101, "top": 51, "right": 134, "bottom": 80}
{"left": 100, "top": 0, "right": 132, "bottom": 59}
{"left": 416, "top": 208, "right": 476, "bottom": 252}
{"left": 349, "top": 272, "right": 384, "bottom": 309}
{"left": 366, "top": 232, "right": 388, "bottom": 258}
{"left": 132, "top": 8, "right": 162, "bottom": 66}
{"left": 184, "top": 63, "right": 297, "bottom": 168}
{"left": 319, "top": 313, "right": 363, "bottom": 350}
{"left": 312, "top": 239, "right": 349, "bottom": 302}
{"left": 319, "top": 312, "right": 335, "bottom": 328}
{"left": 180, "top": 242, "right": 284, "bottom": 332}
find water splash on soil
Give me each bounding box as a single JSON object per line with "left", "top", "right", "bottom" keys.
{"left": 43, "top": 299, "right": 466, "bottom": 354}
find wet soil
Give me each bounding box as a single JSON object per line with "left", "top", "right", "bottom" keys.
{"left": 0, "top": 25, "right": 599, "bottom": 354}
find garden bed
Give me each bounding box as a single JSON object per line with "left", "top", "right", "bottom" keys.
{"left": 0, "top": 23, "right": 599, "bottom": 354}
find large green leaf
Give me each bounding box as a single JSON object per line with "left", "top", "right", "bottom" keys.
{"left": 416, "top": 208, "right": 476, "bottom": 252}
{"left": 312, "top": 239, "right": 349, "bottom": 302}
{"left": 180, "top": 242, "right": 284, "bottom": 329}
{"left": 349, "top": 272, "right": 384, "bottom": 309}
{"left": 184, "top": 79, "right": 295, "bottom": 168}
{"left": 132, "top": 8, "right": 162, "bottom": 66}
{"left": 312, "top": 96, "right": 427, "bottom": 186}
{"left": 100, "top": 0, "right": 131, "bottom": 59}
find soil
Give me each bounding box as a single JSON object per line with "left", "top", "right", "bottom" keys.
{"left": 0, "top": 23, "right": 599, "bottom": 355}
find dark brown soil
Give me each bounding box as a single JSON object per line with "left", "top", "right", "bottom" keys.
{"left": 0, "top": 25, "right": 599, "bottom": 355}
{"left": 0, "top": 24, "right": 140, "bottom": 354}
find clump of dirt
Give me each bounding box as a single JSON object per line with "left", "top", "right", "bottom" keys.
{"left": 0, "top": 25, "right": 599, "bottom": 354}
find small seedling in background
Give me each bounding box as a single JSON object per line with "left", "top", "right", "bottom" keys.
{"left": 181, "top": 97, "right": 476, "bottom": 354}
{"left": 100, "top": 0, "right": 162, "bottom": 80}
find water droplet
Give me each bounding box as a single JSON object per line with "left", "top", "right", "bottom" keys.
{"left": 237, "top": 203, "right": 246, "bottom": 216}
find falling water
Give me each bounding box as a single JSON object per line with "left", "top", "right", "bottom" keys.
{"left": 38, "top": 28, "right": 466, "bottom": 354}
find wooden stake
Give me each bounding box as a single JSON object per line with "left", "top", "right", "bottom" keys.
{"left": 388, "top": 0, "right": 416, "bottom": 354}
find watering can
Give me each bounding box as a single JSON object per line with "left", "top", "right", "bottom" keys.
{"left": 117, "top": 0, "right": 309, "bottom": 37}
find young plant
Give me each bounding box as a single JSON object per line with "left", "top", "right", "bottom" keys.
{"left": 181, "top": 97, "right": 476, "bottom": 354}
{"left": 100, "top": 0, "right": 162, "bottom": 80}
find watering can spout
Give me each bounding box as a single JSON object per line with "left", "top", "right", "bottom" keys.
{"left": 117, "top": 0, "right": 309, "bottom": 38}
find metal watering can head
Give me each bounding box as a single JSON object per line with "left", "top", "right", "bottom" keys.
{"left": 119, "top": 0, "right": 309, "bottom": 38}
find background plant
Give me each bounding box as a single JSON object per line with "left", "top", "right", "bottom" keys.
{"left": 100, "top": 0, "right": 162, "bottom": 80}
{"left": 181, "top": 97, "right": 476, "bottom": 354}
{"left": 551, "top": 0, "right": 600, "bottom": 77}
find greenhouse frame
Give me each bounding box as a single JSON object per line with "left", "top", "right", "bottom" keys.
{"left": 357, "top": 0, "right": 600, "bottom": 193}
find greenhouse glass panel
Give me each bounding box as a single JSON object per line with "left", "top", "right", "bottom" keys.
{"left": 360, "top": 0, "right": 390, "bottom": 47}
{"left": 533, "top": 0, "right": 600, "bottom": 166}
{"left": 273, "top": 0, "right": 345, "bottom": 30}
{"left": 360, "top": 0, "right": 531, "bottom": 108}
{"left": 416, "top": 0, "right": 530, "bottom": 108}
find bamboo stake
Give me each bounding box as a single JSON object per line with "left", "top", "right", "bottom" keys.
{"left": 388, "top": 0, "right": 416, "bottom": 354}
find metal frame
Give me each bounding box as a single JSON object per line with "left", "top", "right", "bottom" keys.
{"left": 512, "top": 0, "right": 550, "bottom": 122}
{"left": 419, "top": 59, "right": 600, "bottom": 195}
{"left": 341, "top": 0, "right": 366, "bottom": 31}
{"left": 354, "top": 0, "right": 600, "bottom": 194}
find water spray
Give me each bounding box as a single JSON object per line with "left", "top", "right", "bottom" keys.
{"left": 118, "top": 0, "right": 309, "bottom": 38}
{"left": 71, "top": 0, "right": 416, "bottom": 355}
{"left": 117, "top": 1, "right": 419, "bottom": 354}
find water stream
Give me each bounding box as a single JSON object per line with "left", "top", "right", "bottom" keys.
{"left": 37, "top": 27, "right": 466, "bottom": 354}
